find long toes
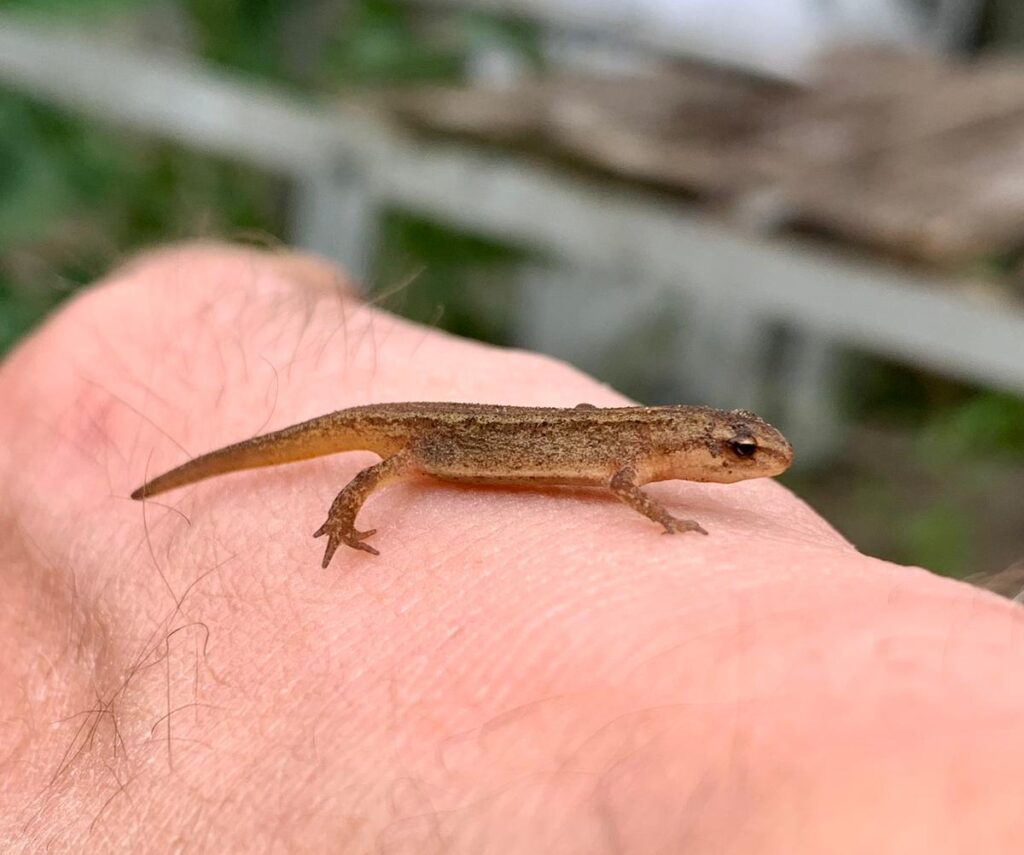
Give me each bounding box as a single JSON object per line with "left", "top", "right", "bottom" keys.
{"left": 350, "top": 540, "right": 380, "bottom": 556}
{"left": 321, "top": 537, "right": 342, "bottom": 569}
{"left": 314, "top": 520, "right": 380, "bottom": 564}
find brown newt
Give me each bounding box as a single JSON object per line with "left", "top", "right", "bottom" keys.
{"left": 131, "top": 402, "right": 794, "bottom": 568}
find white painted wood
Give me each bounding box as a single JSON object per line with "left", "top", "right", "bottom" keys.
{"left": 516, "top": 262, "right": 676, "bottom": 398}
{"left": 291, "top": 163, "right": 378, "bottom": 281}
{"left": 777, "top": 332, "right": 845, "bottom": 466}
{"left": 675, "top": 293, "right": 773, "bottom": 413}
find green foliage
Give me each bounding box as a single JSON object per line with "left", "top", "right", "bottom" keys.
{"left": 0, "top": 98, "right": 283, "bottom": 353}
{"left": 918, "top": 392, "right": 1024, "bottom": 462}
{"left": 900, "top": 502, "right": 974, "bottom": 578}
{"left": 0, "top": 281, "right": 54, "bottom": 353}
{"left": 325, "top": 0, "right": 464, "bottom": 84}
{"left": 848, "top": 358, "right": 1024, "bottom": 461}
{"left": 457, "top": 9, "right": 543, "bottom": 65}
{"left": 182, "top": 0, "right": 294, "bottom": 78}
{"left": 0, "top": 0, "right": 143, "bottom": 19}
{"left": 371, "top": 211, "right": 528, "bottom": 344}
{"left": 323, "top": 0, "right": 541, "bottom": 85}
{"left": 0, "top": 100, "right": 77, "bottom": 245}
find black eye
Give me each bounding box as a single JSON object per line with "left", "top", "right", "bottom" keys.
{"left": 729, "top": 438, "right": 757, "bottom": 458}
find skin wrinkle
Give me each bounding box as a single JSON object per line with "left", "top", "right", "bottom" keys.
{"left": 3, "top": 243, "right": 1024, "bottom": 852}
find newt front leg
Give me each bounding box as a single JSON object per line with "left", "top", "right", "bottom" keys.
{"left": 609, "top": 465, "right": 708, "bottom": 536}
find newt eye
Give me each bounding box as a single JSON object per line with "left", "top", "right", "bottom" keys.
{"left": 728, "top": 437, "right": 758, "bottom": 458}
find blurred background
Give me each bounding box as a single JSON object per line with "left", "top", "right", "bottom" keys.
{"left": 1, "top": 0, "right": 1022, "bottom": 583}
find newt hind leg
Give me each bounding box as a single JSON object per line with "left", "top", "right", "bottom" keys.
{"left": 609, "top": 465, "right": 708, "bottom": 536}
{"left": 314, "top": 450, "right": 418, "bottom": 567}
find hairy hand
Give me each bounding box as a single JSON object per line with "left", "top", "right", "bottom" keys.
{"left": 2, "top": 244, "right": 1023, "bottom": 853}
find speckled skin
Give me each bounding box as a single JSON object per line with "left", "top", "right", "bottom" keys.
{"left": 131, "top": 402, "right": 794, "bottom": 567}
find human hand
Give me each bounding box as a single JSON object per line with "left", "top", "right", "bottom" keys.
{"left": 3, "top": 244, "right": 1023, "bottom": 853}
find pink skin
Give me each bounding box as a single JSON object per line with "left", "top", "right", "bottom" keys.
{"left": 2, "top": 244, "right": 1024, "bottom": 853}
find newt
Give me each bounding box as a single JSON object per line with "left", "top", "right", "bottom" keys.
{"left": 131, "top": 402, "right": 794, "bottom": 568}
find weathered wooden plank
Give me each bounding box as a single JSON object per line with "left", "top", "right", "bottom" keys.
{"left": 382, "top": 68, "right": 787, "bottom": 197}
{"left": 388, "top": 48, "right": 1024, "bottom": 265}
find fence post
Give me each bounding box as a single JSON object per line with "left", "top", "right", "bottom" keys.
{"left": 291, "top": 158, "right": 378, "bottom": 286}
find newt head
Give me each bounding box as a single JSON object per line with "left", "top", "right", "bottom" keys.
{"left": 646, "top": 406, "right": 794, "bottom": 485}
{"left": 708, "top": 407, "right": 794, "bottom": 482}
